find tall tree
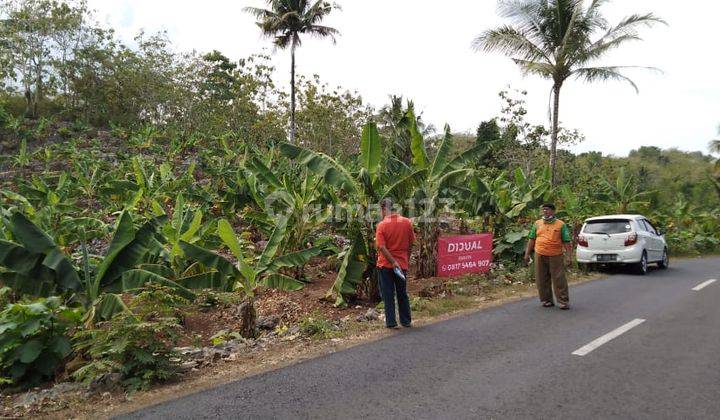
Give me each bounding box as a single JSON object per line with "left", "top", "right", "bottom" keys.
{"left": 244, "top": 0, "right": 339, "bottom": 144}
{"left": 711, "top": 125, "right": 720, "bottom": 174}
{"left": 711, "top": 125, "right": 720, "bottom": 154}
{"left": 0, "top": 0, "right": 88, "bottom": 118}
{"left": 472, "top": 0, "right": 664, "bottom": 185}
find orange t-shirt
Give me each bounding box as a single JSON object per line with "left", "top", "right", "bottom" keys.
{"left": 375, "top": 214, "right": 415, "bottom": 270}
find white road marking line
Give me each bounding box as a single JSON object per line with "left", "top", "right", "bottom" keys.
{"left": 572, "top": 319, "right": 646, "bottom": 357}
{"left": 692, "top": 279, "right": 717, "bottom": 291}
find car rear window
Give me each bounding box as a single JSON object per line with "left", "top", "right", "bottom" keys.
{"left": 583, "top": 219, "right": 632, "bottom": 234}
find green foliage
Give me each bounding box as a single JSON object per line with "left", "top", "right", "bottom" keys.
{"left": 0, "top": 297, "right": 81, "bottom": 390}
{"left": 0, "top": 212, "right": 81, "bottom": 297}
{"left": 295, "top": 75, "right": 371, "bottom": 155}
{"left": 599, "top": 167, "right": 651, "bottom": 213}
{"left": 73, "top": 284, "right": 186, "bottom": 392}
{"left": 0, "top": 286, "right": 13, "bottom": 308}
{"left": 360, "top": 122, "right": 382, "bottom": 177}
{"left": 209, "top": 330, "right": 242, "bottom": 346}
{"left": 299, "top": 313, "right": 338, "bottom": 340}
{"left": 473, "top": 0, "right": 665, "bottom": 183}
{"left": 244, "top": 0, "right": 340, "bottom": 143}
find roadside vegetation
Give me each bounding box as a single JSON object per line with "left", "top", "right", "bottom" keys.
{"left": 0, "top": 0, "right": 718, "bottom": 416}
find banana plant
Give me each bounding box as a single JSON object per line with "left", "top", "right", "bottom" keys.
{"left": 0, "top": 210, "right": 194, "bottom": 322}
{"left": 108, "top": 156, "right": 195, "bottom": 212}
{"left": 599, "top": 167, "right": 652, "bottom": 213}
{"left": 73, "top": 159, "right": 111, "bottom": 201}
{"left": 410, "top": 124, "right": 490, "bottom": 277}
{"left": 281, "top": 121, "right": 428, "bottom": 306}
{"left": 158, "top": 193, "right": 205, "bottom": 259}
{"left": 12, "top": 139, "right": 30, "bottom": 168}
{"left": 456, "top": 168, "right": 550, "bottom": 260}
{"left": 180, "top": 217, "right": 321, "bottom": 337}
{"left": 245, "top": 155, "right": 331, "bottom": 259}
{"left": 7, "top": 174, "right": 80, "bottom": 239}
{"left": 0, "top": 212, "right": 81, "bottom": 297}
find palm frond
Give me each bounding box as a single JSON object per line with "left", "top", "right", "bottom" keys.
{"left": 472, "top": 26, "right": 550, "bottom": 63}
{"left": 245, "top": 0, "right": 339, "bottom": 50}
{"left": 305, "top": 24, "right": 339, "bottom": 43}
{"left": 572, "top": 66, "right": 644, "bottom": 93}
{"left": 604, "top": 13, "right": 667, "bottom": 39}
{"left": 243, "top": 6, "right": 274, "bottom": 19}
{"left": 497, "top": 0, "right": 547, "bottom": 44}
{"left": 511, "top": 58, "right": 555, "bottom": 78}
{"left": 709, "top": 139, "right": 720, "bottom": 155}
{"left": 572, "top": 34, "right": 641, "bottom": 65}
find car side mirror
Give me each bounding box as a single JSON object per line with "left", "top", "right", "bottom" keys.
{"left": 656, "top": 230, "right": 663, "bottom": 236}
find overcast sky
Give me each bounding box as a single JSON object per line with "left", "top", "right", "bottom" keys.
{"left": 87, "top": 0, "right": 719, "bottom": 157}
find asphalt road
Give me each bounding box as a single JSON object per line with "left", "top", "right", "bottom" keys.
{"left": 121, "top": 257, "right": 720, "bottom": 420}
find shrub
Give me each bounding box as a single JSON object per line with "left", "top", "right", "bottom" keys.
{"left": 299, "top": 314, "right": 339, "bottom": 339}
{"left": 73, "top": 313, "right": 181, "bottom": 392}
{"left": 72, "top": 285, "right": 187, "bottom": 392}
{"left": 0, "top": 297, "right": 82, "bottom": 390}
{"left": 209, "top": 329, "right": 242, "bottom": 346}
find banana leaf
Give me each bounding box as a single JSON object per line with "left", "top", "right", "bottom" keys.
{"left": 0, "top": 213, "right": 81, "bottom": 295}
{"left": 430, "top": 125, "right": 453, "bottom": 178}
{"left": 111, "top": 269, "right": 196, "bottom": 300}
{"left": 360, "top": 122, "right": 382, "bottom": 178}
{"left": 382, "top": 169, "right": 428, "bottom": 202}
{"left": 7, "top": 212, "right": 55, "bottom": 253}
{"left": 262, "top": 273, "right": 305, "bottom": 291}
{"left": 257, "top": 216, "right": 288, "bottom": 271}
{"left": 446, "top": 143, "right": 490, "bottom": 171}
{"left": 268, "top": 247, "right": 322, "bottom": 271}
{"left": 217, "top": 219, "right": 255, "bottom": 282}
{"left": 96, "top": 212, "right": 163, "bottom": 288}
{"left": 96, "top": 293, "right": 130, "bottom": 321}
{"left": 178, "top": 241, "right": 238, "bottom": 280}
{"left": 175, "top": 272, "right": 228, "bottom": 291}
{"left": 246, "top": 156, "right": 284, "bottom": 190}
{"left": 326, "top": 236, "right": 367, "bottom": 307}
{"left": 407, "top": 109, "right": 428, "bottom": 169}
{"left": 0, "top": 240, "right": 42, "bottom": 275}
{"left": 137, "top": 264, "right": 175, "bottom": 278}
{"left": 280, "top": 143, "right": 359, "bottom": 195}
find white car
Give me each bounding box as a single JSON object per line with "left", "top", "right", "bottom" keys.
{"left": 576, "top": 214, "right": 669, "bottom": 275}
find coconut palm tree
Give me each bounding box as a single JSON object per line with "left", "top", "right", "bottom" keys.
{"left": 710, "top": 125, "right": 720, "bottom": 155}
{"left": 245, "top": 0, "right": 339, "bottom": 144}
{"left": 473, "top": 0, "right": 665, "bottom": 185}
{"left": 711, "top": 127, "right": 720, "bottom": 174}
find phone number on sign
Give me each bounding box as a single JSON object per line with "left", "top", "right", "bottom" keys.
{"left": 440, "top": 259, "right": 491, "bottom": 272}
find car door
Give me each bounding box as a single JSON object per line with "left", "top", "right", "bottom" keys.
{"left": 644, "top": 219, "right": 665, "bottom": 260}
{"left": 640, "top": 219, "right": 661, "bottom": 261}
{"left": 634, "top": 219, "right": 653, "bottom": 260}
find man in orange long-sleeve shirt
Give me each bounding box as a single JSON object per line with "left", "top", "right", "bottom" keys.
{"left": 376, "top": 198, "right": 415, "bottom": 328}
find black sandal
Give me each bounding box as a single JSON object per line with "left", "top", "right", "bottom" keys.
{"left": 542, "top": 301, "right": 555, "bottom": 308}
{"left": 559, "top": 304, "right": 570, "bottom": 310}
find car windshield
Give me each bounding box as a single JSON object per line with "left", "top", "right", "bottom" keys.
{"left": 583, "top": 219, "right": 632, "bottom": 234}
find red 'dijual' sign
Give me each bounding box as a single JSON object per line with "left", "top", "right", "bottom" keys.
{"left": 437, "top": 233, "right": 494, "bottom": 277}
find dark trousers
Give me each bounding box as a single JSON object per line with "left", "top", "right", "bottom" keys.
{"left": 378, "top": 268, "right": 411, "bottom": 327}
{"left": 535, "top": 253, "right": 569, "bottom": 305}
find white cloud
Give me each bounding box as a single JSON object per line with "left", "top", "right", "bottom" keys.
{"left": 85, "top": 0, "right": 720, "bottom": 156}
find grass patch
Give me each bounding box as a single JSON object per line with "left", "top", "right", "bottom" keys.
{"left": 414, "top": 295, "right": 477, "bottom": 317}
{"left": 299, "top": 314, "right": 341, "bottom": 340}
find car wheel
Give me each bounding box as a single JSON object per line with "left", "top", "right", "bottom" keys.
{"left": 658, "top": 249, "right": 669, "bottom": 269}
{"left": 636, "top": 251, "right": 648, "bottom": 275}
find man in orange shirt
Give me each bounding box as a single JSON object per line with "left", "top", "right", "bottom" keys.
{"left": 376, "top": 198, "right": 415, "bottom": 328}
{"left": 524, "top": 203, "right": 573, "bottom": 310}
